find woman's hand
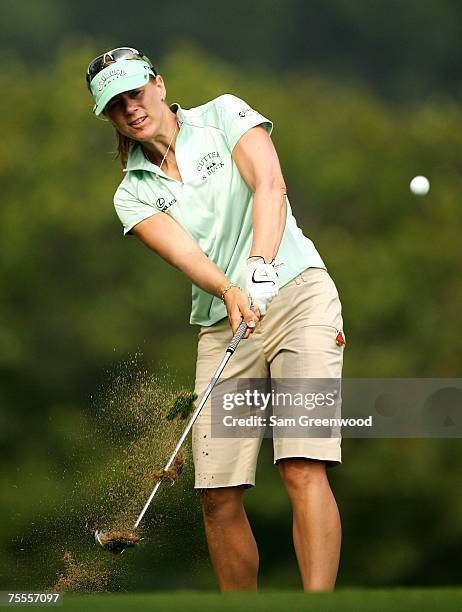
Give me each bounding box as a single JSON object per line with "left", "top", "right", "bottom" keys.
{"left": 223, "top": 286, "right": 260, "bottom": 338}
{"left": 245, "top": 256, "right": 279, "bottom": 315}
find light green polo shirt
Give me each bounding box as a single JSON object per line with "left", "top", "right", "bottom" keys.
{"left": 114, "top": 94, "right": 326, "bottom": 326}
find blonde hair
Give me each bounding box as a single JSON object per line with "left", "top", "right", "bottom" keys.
{"left": 114, "top": 131, "right": 135, "bottom": 167}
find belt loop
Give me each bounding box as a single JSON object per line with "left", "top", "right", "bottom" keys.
{"left": 294, "top": 275, "right": 301, "bottom": 285}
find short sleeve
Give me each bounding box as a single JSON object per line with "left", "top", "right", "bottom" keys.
{"left": 216, "top": 94, "right": 273, "bottom": 152}
{"left": 114, "top": 183, "right": 160, "bottom": 236}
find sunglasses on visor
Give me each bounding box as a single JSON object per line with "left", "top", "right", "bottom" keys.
{"left": 86, "top": 47, "right": 156, "bottom": 89}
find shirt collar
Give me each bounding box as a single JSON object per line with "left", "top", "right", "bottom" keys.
{"left": 124, "top": 102, "right": 185, "bottom": 173}
{"left": 170, "top": 101, "right": 185, "bottom": 125}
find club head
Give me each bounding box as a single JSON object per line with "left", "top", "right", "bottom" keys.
{"left": 94, "top": 529, "right": 141, "bottom": 555}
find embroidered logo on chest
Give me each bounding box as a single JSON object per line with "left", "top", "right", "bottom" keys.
{"left": 196, "top": 151, "right": 225, "bottom": 181}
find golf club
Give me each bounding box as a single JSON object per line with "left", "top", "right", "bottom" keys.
{"left": 95, "top": 318, "right": 249, "bottom": 554}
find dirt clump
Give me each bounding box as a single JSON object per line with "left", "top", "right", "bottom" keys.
{"left": 165, "top": 390, "right": 197, "bottom": 420}
{"left": 96, "top": 530, "right": 142, "bottom": 555}
{"left": 148, "top": 452, "right": 185, "bottom": 484}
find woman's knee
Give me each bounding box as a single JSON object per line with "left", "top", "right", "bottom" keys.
{"left": 278, "top": 458, "right": 328, "bottom": 497}
{"left": 200, "top": 486, "right": 245, "bottom": 521}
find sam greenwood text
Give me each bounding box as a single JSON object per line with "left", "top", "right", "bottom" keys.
{"left": 223, "top": 415, "right": 373, "bottom": 427}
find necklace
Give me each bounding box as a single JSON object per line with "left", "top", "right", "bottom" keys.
{"left": 159, "top": 121, "right": 179, "bottom": 171}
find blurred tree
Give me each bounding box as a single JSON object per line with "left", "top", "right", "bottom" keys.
{"left": 2, "top": 0, "right": 462, "bottom": 101}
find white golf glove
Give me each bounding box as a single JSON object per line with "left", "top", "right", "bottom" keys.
{"left": 246, "top": 256, "right": 279, "bottom": 315}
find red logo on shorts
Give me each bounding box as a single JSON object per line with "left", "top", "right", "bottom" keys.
{"left": 335, "top": 330, "right": 346, "bottom": 346}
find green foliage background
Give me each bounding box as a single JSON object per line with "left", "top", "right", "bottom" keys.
{"left": 1, "top": 2, "right": 461, "bottom": 592}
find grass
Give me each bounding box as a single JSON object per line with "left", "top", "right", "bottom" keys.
{"left": 63, "top": 588, "right": 462, "bottom": 611}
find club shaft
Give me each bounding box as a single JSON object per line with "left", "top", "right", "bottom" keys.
{"left": 134, "top": 320, "right": 247, "bottom": 528}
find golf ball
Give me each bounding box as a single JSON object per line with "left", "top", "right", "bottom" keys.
{"left": 410, "top": 175, "right": 430, "bottom": 196}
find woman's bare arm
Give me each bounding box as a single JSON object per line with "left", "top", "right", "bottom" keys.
{"left": 232, "top": 125, "right": 287, "bottom": 263}
{"left": 133, "top": 213, "right": 228, "bottom": 296}
{"left": 132, "top": 213, "right": 257, "bottom": 334}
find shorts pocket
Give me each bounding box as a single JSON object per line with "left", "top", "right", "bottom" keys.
{"left": 300, "top": 324, "right": 346, "bottom": 348}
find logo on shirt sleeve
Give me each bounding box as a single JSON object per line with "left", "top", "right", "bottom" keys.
{"left": 196, "top": 151, "right": 225, "bottom": 181}
{"left": 155, "top": 196, "right": 177, "bottom": 212}
{"left": 238, "top": 107, "right": 257, "bottom": 117}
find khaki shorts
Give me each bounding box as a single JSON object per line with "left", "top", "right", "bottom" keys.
{"left": 192, "top": 267, "right": 345, "bottom": 488}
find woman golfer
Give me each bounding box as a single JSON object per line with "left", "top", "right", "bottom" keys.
{"left": 87, "top": 47, "right": 346, "bottom": 591}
